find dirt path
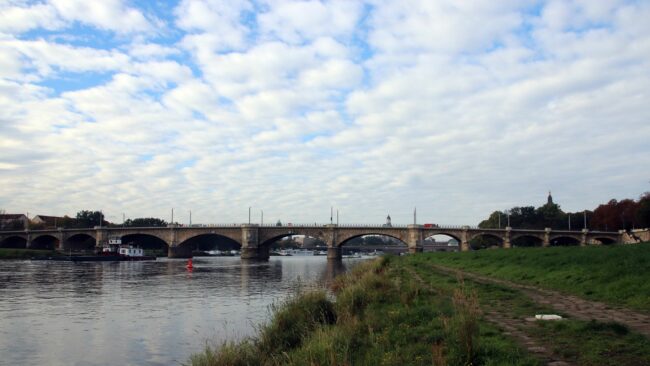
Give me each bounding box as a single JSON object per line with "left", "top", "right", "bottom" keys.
{"left": 429, "top": 264, "right": 650, "bottom": 338}
{"left": 406, "top": 267, "right": 573, "bottom": 366}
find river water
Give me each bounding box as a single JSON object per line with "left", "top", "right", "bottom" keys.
{"left": 0, "top": 256, "right": 360, "bottom": 366}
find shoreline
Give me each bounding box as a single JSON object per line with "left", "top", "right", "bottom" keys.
{"left": 189, "top": 245, "right": 650, "bottom": 365}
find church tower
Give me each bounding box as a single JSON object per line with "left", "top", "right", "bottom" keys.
{"left": 547, "top": 191, "right": 553, "bottom": 205}
{"left": 384, "top": 214, "right": 392, "bottom": 227}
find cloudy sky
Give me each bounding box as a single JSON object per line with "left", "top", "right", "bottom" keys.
{"left": 1, "top": 0, "right": 649, "bottom": 226}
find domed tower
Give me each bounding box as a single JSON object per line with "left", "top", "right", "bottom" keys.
{"left": 547, "top": 191, "right": 553, "bottom": 205}
{"left": 384, "top": 214, "right": 392, "bottom": 227}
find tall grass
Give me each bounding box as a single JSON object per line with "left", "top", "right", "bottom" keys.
{"left": 188, "top": 256, "right": 538, "bottom": 366}
{"left": 450, "top": 277, "right": 481, "bottom": 365}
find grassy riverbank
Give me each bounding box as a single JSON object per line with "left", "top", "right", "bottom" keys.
{"left": 189, "top": 246, "right": 650, "bottom": 366}
{"left": 189, "top": 257, "right": 538, "bottom": 366}
{"left": 0, "top": 248, "right": 63, "bottom": 259}
{"left": 420, "top": 243, "right": 650, "bottom": 312}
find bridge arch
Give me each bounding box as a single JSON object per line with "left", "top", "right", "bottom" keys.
{"left": 424, "top": 232, "right": 462, "bottom": 243}
{"left": 511, "top": 234, "right": 544, "bottom": 247}
{"left": 31, "top": 234, "right": 60, "bottom": 250}
{"left": 549, "top": 236, "right": 581, "bottom": 246}
{"left": 0, "top": 235, "right": 28, "bottom": 249}
{"left": 65, "top": 233, "right": 96, "bottom": 251}
{"left": 337, "top": 233, "right": 407, "bottom": 247}
{"left": 121, "top": 234, "right": 169, "bottom": 255}
{"left": 176, "top": 229, "right": 241, "bottom": 246}
{"left": 468, "top": 232, "right": 504, "bottom": 250}
{"left": 259, "top": 228, "right": 329, "bottom": 247}
{"left": 592, "top": 236, "right": 616, "bottom": 245}
{"left": 177, "top": 233, "right": 241, "bottom": 253}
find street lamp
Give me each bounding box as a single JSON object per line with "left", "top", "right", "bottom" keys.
{"left": 248, "top": 206, "right": 251, "bottom": 225}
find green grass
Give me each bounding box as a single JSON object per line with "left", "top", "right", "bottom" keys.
{"left": 420, "top": 243, "right": 650, "bottom": 312}
{"left": 0, "top": 248, "right": 63, "bottom": 259}
{"left": 404, "top": 255, "right": 650, "bottom": 366}
{"left": 531, "top": 320, "right": 650, "bottom": 365}
{"left": 189, "top": 249, "right": 650, "bottom": 365}
{"left": 189, "top": 257, "right": 539, "bottom": 366}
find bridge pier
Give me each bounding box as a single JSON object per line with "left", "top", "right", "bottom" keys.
{"left": 407, "top": 224, "right": 424, "bottom": 253}
{"left": 581, "top": 229, "right": 588, "bottom": 246}
{"left": 460, "top": 226, "right": 470, "bottom": 251}
{"left": 168, "top": 246, "right": 193, "bottom": 258}
{"left": 327, "top": 246, "right": 342, "bottom": 260}
{"left": 543, "top": 228, "right": 551, "bottom": 247}
{"left": 241, "top": 246, "right": 270, "bottom": 260}
{"left": 24, "top": 232, "right": 33, "bottom": 249}
{"left": 503, "top": 227, "right": 512, "bottom": 249}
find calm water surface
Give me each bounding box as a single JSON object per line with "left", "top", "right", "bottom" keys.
{"left": 0, "top": 256, "right": 360, "bottom": 365}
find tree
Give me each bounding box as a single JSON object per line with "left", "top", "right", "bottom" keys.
{"left": 536, "top": 202, "right": 565, "bottom": 229}
{"left": 592, "top": 199, "right": 639, "bottom": 231}
{"left": 124, "top": 217, "right": 167, "bottom": 227}
{"left": 636, "top": 192, "right": 650, "bottom": 229}
{"left": 74, "top": 210, "right": 110, "bottom": 228}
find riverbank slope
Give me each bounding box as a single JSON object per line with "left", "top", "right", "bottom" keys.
{"left": 190, "top": 244, "right": 650, "bottom": 365}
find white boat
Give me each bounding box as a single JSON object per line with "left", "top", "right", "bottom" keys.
{"left": 279, "top": 249, "right": 314, "bottom": 256}
{"left": 101, "top": 238, "right": 155, "bottom": 260}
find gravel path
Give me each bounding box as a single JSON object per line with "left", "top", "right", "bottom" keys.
{"left": 406, "top": 266, "right": 573, "bottom": 366}
{"left": 429, "top": 264, "right": 650, "bottom": 338}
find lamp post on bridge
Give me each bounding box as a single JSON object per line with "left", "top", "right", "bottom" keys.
{"left": 248, "top": 206, "right": 251, "bottom": 225}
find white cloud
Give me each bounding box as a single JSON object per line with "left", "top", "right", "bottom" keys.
{"left": 0, "top": 0, "right": 156, "bottom": 34}
{"left": 258, "top": 0, "right": 363, "bottom": 43}
{"left": 1, "top": 0, "right": 649, "bottom": 225}
{"left": 50, "top": 0, "right": 155, "bottom": 33}
{"left": 175, "top": 0, "right": 252, "bottom": 51}
{"left": 2, "top": 37, "right": 130, "bottom": 80}
{"left": 0, "top": 2, "right": 62, "bottom": 33}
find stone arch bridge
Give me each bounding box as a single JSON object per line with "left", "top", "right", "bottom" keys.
{"left": 0, "top": 224, "right": 623, "bottom": 259}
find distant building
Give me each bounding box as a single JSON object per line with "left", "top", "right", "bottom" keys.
{"left": 0, "top": 214, "right": 29, "bottom": 230}
{"left": 382, "top": 214, "right": 392, "bottom": 227}
{"left": 32, "top": 215, "right": 65, "bottom": 228}
{"left": 294, "top": 236, "right": 320, "bottom": 248}
{"left": 547, "top": 191, "right": 554, "bottom": 205}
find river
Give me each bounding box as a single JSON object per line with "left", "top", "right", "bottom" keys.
{"left": 0, "top": 256, "right": 361, "bottom": 365}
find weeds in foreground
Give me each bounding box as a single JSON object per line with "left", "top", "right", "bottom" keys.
{"left": 450, "top": 277, "right": 482, "bottom": 365}
{"left": 188, "top": 257, "right": 535, "bottom": 366}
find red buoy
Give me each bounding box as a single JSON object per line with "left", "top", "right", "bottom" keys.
{"left": 186, "top": 258, "right": 193, "bottom": 270}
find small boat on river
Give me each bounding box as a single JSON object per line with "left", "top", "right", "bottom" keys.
{"left": 32, "top": 238, "right": 156, "bottom": 262}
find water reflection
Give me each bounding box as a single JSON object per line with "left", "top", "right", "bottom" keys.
{"left": 0, "top": 257, "right": 365, "bottom": 366}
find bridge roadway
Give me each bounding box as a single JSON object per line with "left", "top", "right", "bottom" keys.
{"left": 0, "top": 224, "right": 622, "bottom": 259}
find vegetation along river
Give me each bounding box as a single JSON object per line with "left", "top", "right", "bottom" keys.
{"left": 0, "top": 256, "right": 361, "bottom": 365}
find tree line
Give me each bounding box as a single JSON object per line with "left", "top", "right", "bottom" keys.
{"left": 25, "top": 210, "right": 169, "bottom": 229}
{"left": 478, "top": 192, "right": 650, "bottom": 231}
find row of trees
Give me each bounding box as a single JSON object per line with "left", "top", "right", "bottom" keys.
{"left": 478, "top": 192, "right": 650, "bottom": 231}
{"left": 27, "top": 211, "right": 169, "bottom": 229}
